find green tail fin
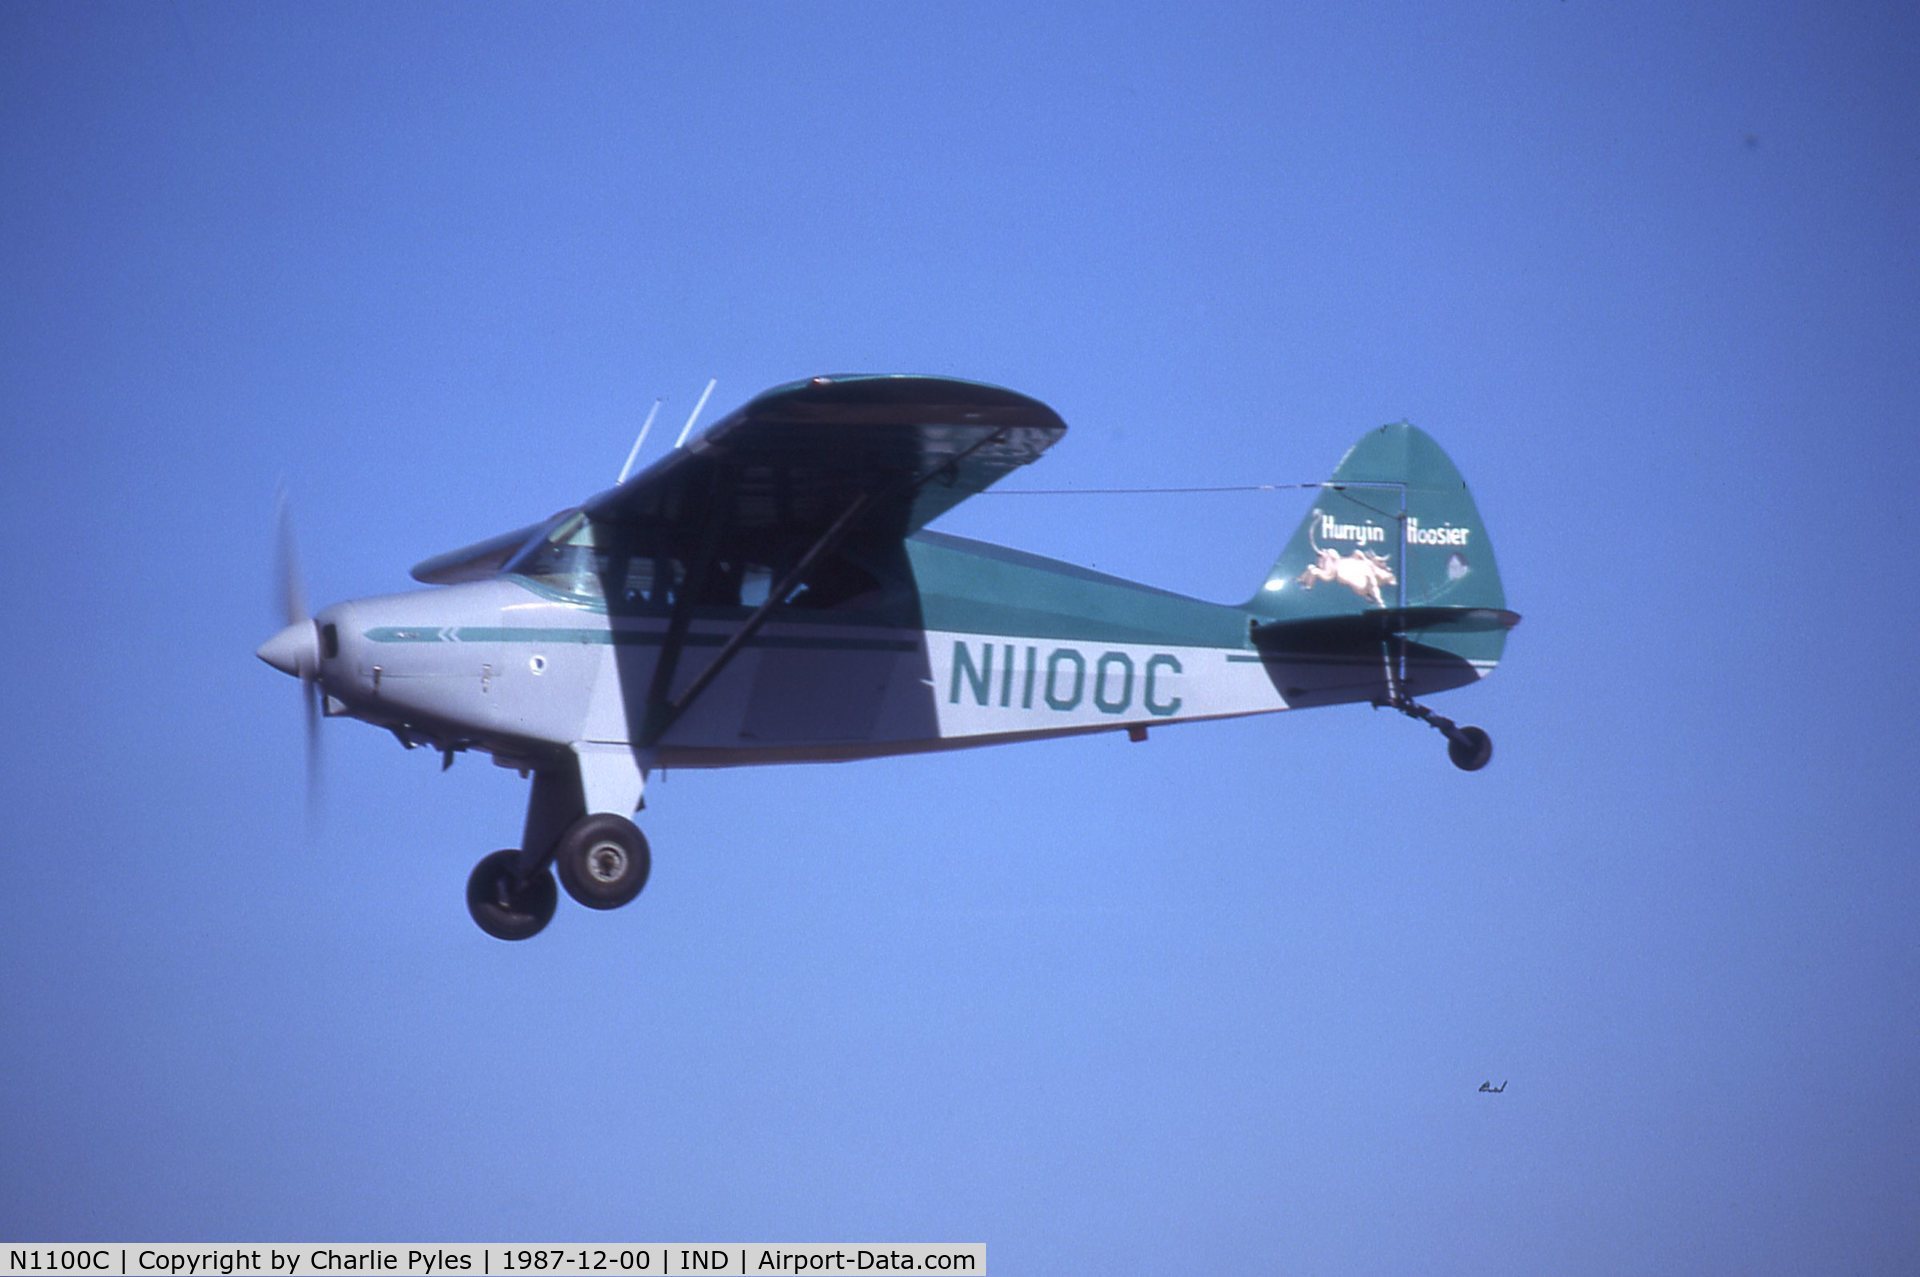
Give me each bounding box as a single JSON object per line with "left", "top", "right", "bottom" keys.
{"left": 1246, "top": 423, "right": 1514, "bottom": 689}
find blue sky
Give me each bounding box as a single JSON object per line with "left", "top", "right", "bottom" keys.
{"left": 3, "top": 2, "right": 1917, "bottom": 1271}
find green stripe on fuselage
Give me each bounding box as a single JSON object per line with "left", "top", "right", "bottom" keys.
{"left": 365, "top": 626, "right": 918, "bottom": 653}
{"left": 906, "top": 531, "right": 1250, "bottom": 649}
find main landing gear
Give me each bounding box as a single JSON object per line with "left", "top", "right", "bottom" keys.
{"left": 465, "top": 810, "right": 653, "bottom": 941}
{"left": 466, "top": 849, "right": 560, "bottom": 942}
{"left": 554, "top": 813, "right": 652, "bottom": 910}
{"left": 1380, "top": 691, "right": 1494, "bottom": 772}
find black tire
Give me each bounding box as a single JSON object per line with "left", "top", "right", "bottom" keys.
{"left": 466, "top": 848, "right": 558, "bottom": 941}
{"left": 1448, "top": 726, "right": 1494, "bottom": 772}
{"left": 555, "top": 813, "right": 651, "bottom": 910}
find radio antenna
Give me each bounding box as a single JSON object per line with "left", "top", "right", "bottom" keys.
{"left": 674, "top": 378, "right": 718, "bottom": 449}
{"left": 617, "top": 398, "right": 662, "bottom": 483}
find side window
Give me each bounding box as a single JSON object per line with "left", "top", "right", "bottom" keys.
{"left": 605, "top": 555, "right": 673, "bottom": 610}
{"left": 785, "top": 555, "right": 883, "bottom": 611}
{"left": 696, "top": 559, "right": 746, "bottom": 608}
{"left": 511, "top": 515, "right": 900, "bottom": 617}
{"left": 675, "top": 551, "right": 884, "bottom": 612}
{"left": 740, "top": 564, "right": 774, "bottom": 608}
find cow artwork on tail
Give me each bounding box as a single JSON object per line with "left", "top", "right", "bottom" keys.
{"left": 1295, "top": 509, "right": 1399, "bottom": 607}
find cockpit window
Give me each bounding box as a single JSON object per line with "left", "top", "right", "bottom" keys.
{"left": 505, "top": 512, "right": 663, "bottom": 603}
{"left": 784, "top": 555, "right": 883, "bottom": 610}
{"left": 506, "top": 511, "right": 901, "bottom": 616}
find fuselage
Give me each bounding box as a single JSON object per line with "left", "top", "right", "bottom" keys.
{"left": 308, "top": 529, "right": 1307, "bottom": 770}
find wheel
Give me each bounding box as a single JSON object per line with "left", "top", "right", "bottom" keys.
{"left": 554, "top": 813, "right": 651, "bottom": 910}
{"left": 466, "top": 849, "right": 558, "bottom": 941}
{"left": 1447, "top": 726, "right": 1493, "bottom": 772}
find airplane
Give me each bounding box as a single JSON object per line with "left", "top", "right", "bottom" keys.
{"left": 257, "top": 374, "right": 1519, "bottom": 940}
{"left": 1479, "top": 1081, "right": 1509, "bottom": 1093}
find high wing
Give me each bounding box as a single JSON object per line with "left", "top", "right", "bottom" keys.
{"left": 412, "top": 374, "right": 1066, "bottom": 582}
{"left": 582, "top": 373, "right": 1065, "bottom": 543}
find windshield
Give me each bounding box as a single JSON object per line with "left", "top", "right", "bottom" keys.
{"left": 505, "top": 512, "right": 669, "bottom": 603}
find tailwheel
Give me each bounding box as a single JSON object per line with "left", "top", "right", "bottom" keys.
{"left": 1446, "top": 725, "right": 1493, "bottom": 772}
{"left": 1377, "top": 684, "right": 1496, "bottom": 773}
{"left": 467, "top": 848, "right": 558, "bottom": 941}
{"left": 555, "top": 813, "right": 651, "bottom": 911}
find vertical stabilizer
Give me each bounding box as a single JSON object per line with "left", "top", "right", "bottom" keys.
{"left": 1246, "top": 423, "right": 1512, "bottom": 687}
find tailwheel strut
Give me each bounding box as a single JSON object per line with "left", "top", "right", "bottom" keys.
{"left": 1377, "top": 639, "right": 1493, "bottom": 772}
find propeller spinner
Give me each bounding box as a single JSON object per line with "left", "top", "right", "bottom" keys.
{"left": 259, "top": 491, "right": 324, "bottom": 805}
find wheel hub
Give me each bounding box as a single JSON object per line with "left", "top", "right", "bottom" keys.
{"left": 586, "top": 841, "right": 628, "bottom": 883}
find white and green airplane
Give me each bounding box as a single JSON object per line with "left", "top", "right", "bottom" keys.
{"left": 258, "top": 375, "right": 1519, "bottom": 940}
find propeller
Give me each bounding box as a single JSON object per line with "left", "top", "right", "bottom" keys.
{"left": 266, "top": 486, "right": 324, "bottom": 813}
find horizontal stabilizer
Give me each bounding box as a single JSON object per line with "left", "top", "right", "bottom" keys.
{"left": 1251, "top": 606, "right": 1521, "bottom": 646}
{"left": 1249, "top": 606, "right": 1520, "bottom": 707}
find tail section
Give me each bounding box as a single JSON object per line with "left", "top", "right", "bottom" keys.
{"left": 1245, "top": 423, "right": 1517, "bottom": 703}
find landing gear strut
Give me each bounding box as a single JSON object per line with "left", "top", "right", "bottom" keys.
{"left": 1374, "top": 635, "right": 1495, "bottom": 771}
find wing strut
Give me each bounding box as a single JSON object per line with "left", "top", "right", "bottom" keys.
{"left": 640, "top": 467, "right": 729, "bottom": 745}
{"left": 639, "top": 428, "right": 1012, "bottom": 747}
